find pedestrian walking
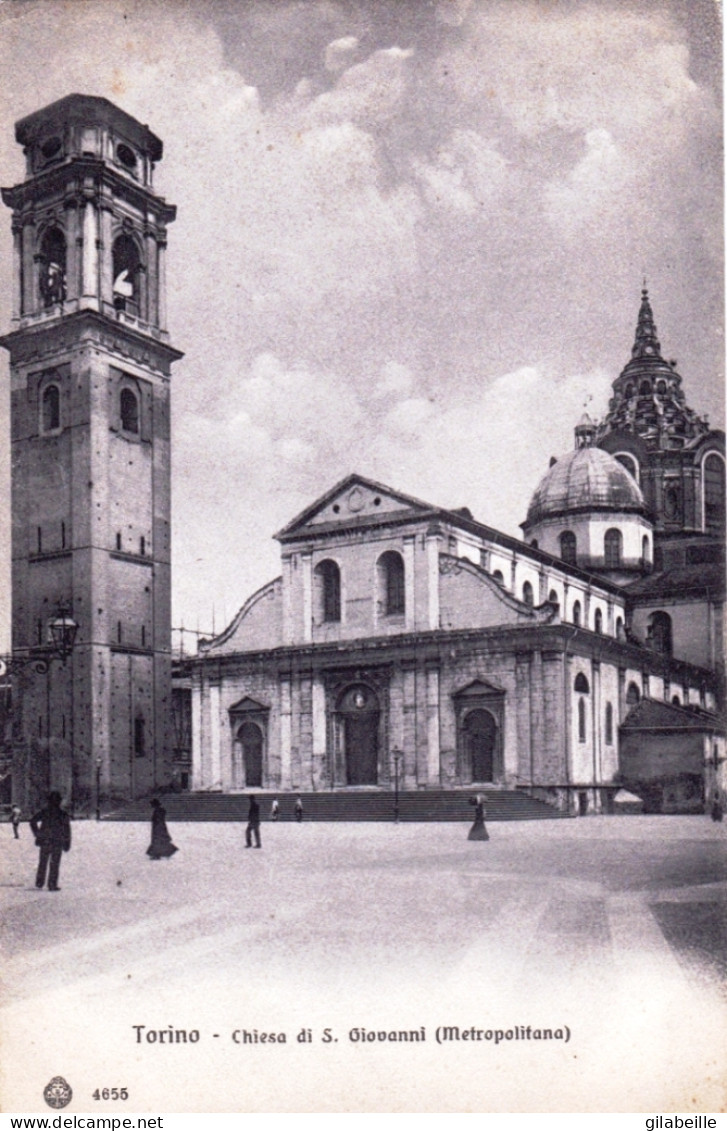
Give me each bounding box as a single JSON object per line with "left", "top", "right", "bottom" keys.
{"left": 295, "top": 796, "right": 303, "bottom": 823}
{"left": 30, "top": 792, "right": 71, "bottom": 890}
{"left": 270, "top": 798, "right": 279, "bottom": 822}
{"left": 246, "top": 795, "right": 261, "bottom": 847}
{"left": 146, "top": 798, "right": 178, "bottom": 859}
{"left": 10, "top": 803, "right": 21, "bottom": 839}
{"left": 467, "top": 793, "right": 489, "bottom": 841}
{"left": 710, "top": 790, "right": 723, "bottom": 823}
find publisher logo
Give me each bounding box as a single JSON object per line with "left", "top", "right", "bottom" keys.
{"left": 43, "top": 1076, "right": 73, "bottom": 1109}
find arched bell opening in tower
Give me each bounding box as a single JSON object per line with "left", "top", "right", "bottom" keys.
{"left": 112, "top": 233, "right": 141, "bottom": 314}
{"left": 39, "top": 227, "right": 67, "bottom": 307}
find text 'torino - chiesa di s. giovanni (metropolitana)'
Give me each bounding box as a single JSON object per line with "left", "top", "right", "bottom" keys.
{"left": 1, "top": 95, "right": 724, "bottom": 818}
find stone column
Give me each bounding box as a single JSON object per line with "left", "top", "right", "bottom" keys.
{"left": 22, "top": 218, "right": 35, "bottom": 315}
{"left": 403, "top": 535, "right": 416, "bottom": 632}
{"left": 301, "top": 552, "right": 313, "bottom": 644}
{"left": 426, "top": 528, "right": 441, "bottom": 630}
{"left": 425, "top": 664, "right": 440, "bottom": 785}
{"left": 209, "top": 683, "right": 221, "bottom": 789}
{"left": 81, "top": 195, "right": 99, "bottom": 304}
{"left": 280, "top": 677, "right": 292, "bottom": 789}
{"left": 191, "top": 681, "right": 203, "bottom": 790}
{"left": 157, "top": 238, "right": 168, "bottom": 331}
{"left": 11, "top": 222, "right": 22, "bottom": 319}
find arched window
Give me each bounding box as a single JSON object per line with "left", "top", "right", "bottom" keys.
{"left": 656, "top": 379, "right": 667, "bottom": 395}
{"left": 120, "top": 388, "right": 139, "bottom": 433}
{"left": 626, "top": 681, "right": 640, "bottom": 706}
{"left": 572, "top": 600, "right": 581, "bottom": 626}
{"left": 615, "top": 453, "right": 639, "bottom": 483}
{"left": 577, "top": 697, "right": 587, "bottom": 743}
{"left": 378, "top": 551, "right": 405, "bottom": 616}
{"left": 594, "top": 608, "right": 603, "bottom": 634}
{"left": 604, "top": 528, "right": 622, "bottom": 568}
{"left": 671, "top": 694, "right": 681, "bottom": 706}
{"left": 492, "top": 569, "right": 504, "bottom": 584}
{"left": 605, "top": 702, "right": 613, "bottom": 745}
{"left": 615, "top": 616, "right": 624, "bottom": 639}
{"left": 574, "top": 673, "right": 590, "bottom": 694}
{"left": 559, "top": 530, "right": 577, "bottom": 565}
{"left": 639, "top": 379, "right": 651, "bottom": 395}
{"left": 39, "top": 227, "right": 67, "bottom": 307}
{"left": 664, "top": 483, "right": 680, "bottom": 520}
{"left": 315, "top": 559, "right": 341, "bottom": 623}
{"left": 530, "top": 539, "right": 538, "bottom": 549}
{"left": 522, "top": 580, "right": 534, "bottom": 606}
{"left": 113, "top": 234, "right": 141, "bottom": 312}
{"left": 648, "top": 610, "right": 672, "bottom": 656}
{"left": 41, "top": 384, "right": 60, "bottom": 432}
{"left": 703, "top": 454, "right": 725, "bottom": 537}
{"left": 548, "top": 589, "right": 558, "bottom": 604}
{"left": 625, "top": 384, "right": 634, "bottom": 398}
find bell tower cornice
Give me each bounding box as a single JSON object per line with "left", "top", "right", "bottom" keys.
{"left": 0, "top": 307, "right": 183, "bottom": 373}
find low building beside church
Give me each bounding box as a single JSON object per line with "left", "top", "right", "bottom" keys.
{"left": 180, "top": 292, "right": 725, "bottom": 814}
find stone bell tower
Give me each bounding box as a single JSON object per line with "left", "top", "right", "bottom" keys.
{"left": 0, "top": 95, "right": 182, "bottom": 810}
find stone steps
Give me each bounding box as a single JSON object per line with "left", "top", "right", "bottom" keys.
{"left": 106, "top": 788, "right": 567, "bottom": 823}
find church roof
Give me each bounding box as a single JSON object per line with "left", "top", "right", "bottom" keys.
{"left": 525, "top": 445, "right": 646, "bottom": 527}
{"left": 621, "top": 698, "right": 724, "bottom": 733}
{"left": 625, "top": 562, "right": 725, "bottom": 601}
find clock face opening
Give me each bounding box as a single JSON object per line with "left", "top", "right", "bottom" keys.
{"left": 116, "top": 143, "right": 137, "bottom": 171}
{"left": 40, "top": 136, "right": 62, "bottom": 161}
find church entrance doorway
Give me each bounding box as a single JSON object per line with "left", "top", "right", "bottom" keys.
{"left": 338, "top": 684, "right": 380, "bottom": 785}
{"left": 235, "top": 721, "right": 263, "bottom": 788}
{"left": 463, "top": 708, "right": 497, "bottom": 783}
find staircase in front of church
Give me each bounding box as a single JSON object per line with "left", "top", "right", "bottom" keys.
{"left": 107, "top": 788, "right": 567, "bottom": 822}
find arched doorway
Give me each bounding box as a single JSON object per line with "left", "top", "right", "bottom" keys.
{"left": 338, "top": 684, "right": 380, "bottom": 785}
{"left": 463, "top": 708, "right": 497, "bottom": 783}
{"left": 236, "top": 721, "right": 263, "bottom": 788}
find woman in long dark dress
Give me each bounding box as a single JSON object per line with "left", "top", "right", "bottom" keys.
{"left": 468, "top": 793, "right": 489, "bottom": 841}
{"left": 146, "top": 799, "right": 178, "bottom": 859}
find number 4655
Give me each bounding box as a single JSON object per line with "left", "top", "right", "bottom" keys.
{"left": 93, "top": 1088, "right": 128, "bottom": 1101}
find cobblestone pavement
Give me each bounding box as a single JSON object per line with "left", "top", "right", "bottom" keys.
{"left": 1, "top": 816, "right": 725, "bottom": 1112}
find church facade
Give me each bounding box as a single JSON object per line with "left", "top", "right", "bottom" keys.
{"left": 1, "top": 97, "right": 723, "bottom": 815}
{"left": 185, "top": 294, "right": 724, "bottom": 813}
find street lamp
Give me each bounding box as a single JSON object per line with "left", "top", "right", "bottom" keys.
{"left": 96, "top": 757, "right": 102, "bottom": 821}
{"left": 47, "top": 603, "right": 78, "bottom": 663}
{"left": 392, "top": 746, "right": 403, "bottom": 823}
{"left": 0, "top": 602, "right": 78, "bottom": 813}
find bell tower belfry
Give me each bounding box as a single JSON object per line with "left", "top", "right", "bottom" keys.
{"left": 1, "top": 95, "right": 182, "bottom": 810}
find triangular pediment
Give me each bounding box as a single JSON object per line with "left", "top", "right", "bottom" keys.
{"left": 275, "top": 474, "right": 434, "bottom": 540}
{"left": 228, "top": 696, "right": 269, "bottom": 714}
{"left": 454, "top": 679, "right": 506, "bottom": 699}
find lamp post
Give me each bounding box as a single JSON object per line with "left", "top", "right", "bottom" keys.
{"left": 0, "top": 602, "right": 78, "bottom": 810}
{"left": 392, "top": 746, "right": 402, "bottom": 823}
{"left": 96, "top": 757, "right": 102, "bottom": 821}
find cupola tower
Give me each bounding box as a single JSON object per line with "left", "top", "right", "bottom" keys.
{"left": 1, "top": 95, "right": 182, "bottom": 810}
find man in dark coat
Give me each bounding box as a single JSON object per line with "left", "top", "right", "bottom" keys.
{"left": 30, "top": 791, "right": 71, "bottom": 891}
{"left": 245, "top": 795, "right": 261, "bottom": 848}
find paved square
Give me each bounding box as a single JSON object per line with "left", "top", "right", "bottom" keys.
{"left": 1, "top": 815, "right": 725, "bottom": 1112}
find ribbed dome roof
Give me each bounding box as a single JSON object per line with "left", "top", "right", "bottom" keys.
{"left": 526, "top": 446, "right": 645, "bottom": 527}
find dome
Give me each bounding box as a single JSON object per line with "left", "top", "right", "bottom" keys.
{"left": 526, "top": 446, "right": 645, "bottom": 527}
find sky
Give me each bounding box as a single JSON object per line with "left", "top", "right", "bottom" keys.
{"left": 0, "top": 0, "right": 723, "bottom": 648}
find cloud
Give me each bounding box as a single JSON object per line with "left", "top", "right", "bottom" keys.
{"left": 412, "top": 128, "right": 508, "bottom": 215}
{"left": 325, "top": 35, "right": 359, "bottom": 73}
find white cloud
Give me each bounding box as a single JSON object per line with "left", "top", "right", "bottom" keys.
{"left": 325, "top": 36, "right": 359, "bottom": 73}
{"left": 412, "top": 128, "right": 507, "bottom": 215}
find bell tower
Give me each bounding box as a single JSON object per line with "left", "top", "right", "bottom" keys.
{"left": 1, "top": 95, "right": 182, "bottom": 810}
